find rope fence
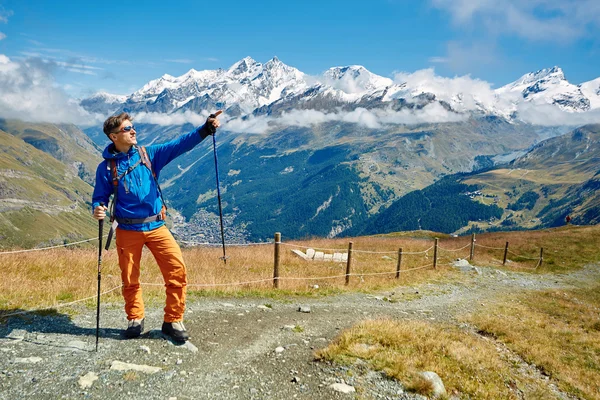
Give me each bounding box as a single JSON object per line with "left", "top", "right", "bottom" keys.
{"left": 0, "top": 284, "right": 122, "bottom": 318}
{"left": 0, "top": 232, "right": 545, "bottom": 318}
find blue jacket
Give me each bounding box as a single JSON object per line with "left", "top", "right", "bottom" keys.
{"left": 92, "top": 125, "right": 211, "bottom": 231}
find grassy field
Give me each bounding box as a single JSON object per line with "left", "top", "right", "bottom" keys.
{"left": 1, "top": 225, "right": 599, "bottom": 399}
{"left": 0, "top": 224, "right": 598, "bottom": 311}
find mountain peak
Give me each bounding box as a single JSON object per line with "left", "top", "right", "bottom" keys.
{"left": 227, "top": 56, "right": 261, "bottom": 78}
{"left": 515, "top": 66, "right": 566, "bottom": 87}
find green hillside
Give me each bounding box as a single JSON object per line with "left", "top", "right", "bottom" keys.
{"left": 0, "top": 127, "right": 100, "bottom": 249}
{"left": 158, "top": 117, "right": 560, "bottom": 240}
{"left": 355, "top": 124, "right": 600, "bottom": 236}
{"left": 0, "top": 119, "right": 101, "bottom": 185}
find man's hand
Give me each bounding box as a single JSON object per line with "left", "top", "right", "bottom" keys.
{"left": 93, "top": 204, "right": 108, "bottom": 221}
{"left": 206, "top": 110, "right": 222, "bottom": 134}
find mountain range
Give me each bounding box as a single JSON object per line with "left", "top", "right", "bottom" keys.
{"left": 81, "top": 57, "right": 600, "bottom": 123}
{"left": 1, "top": 57, "right": 599, "bottom": 248}
{"left": 68, "top": 58, "right": 600, "bottom": 241}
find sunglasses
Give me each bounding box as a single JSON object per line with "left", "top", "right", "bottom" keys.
{"left": 113, "top": 125, "right": 136, "bottom": 134}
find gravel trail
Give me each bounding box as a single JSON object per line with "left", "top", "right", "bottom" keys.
{"left": 1, "top": 262, "right": 598, "bottom": 399}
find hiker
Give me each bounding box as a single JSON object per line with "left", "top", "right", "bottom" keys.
{"left": 91, "top": 111, "right": 221, "bottom": 342}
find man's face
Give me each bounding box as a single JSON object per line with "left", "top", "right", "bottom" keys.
{"left": 110, "top": 119, "right": 137, "bottom": 148}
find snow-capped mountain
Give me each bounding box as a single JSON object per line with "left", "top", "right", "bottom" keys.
{"left": 81, "top": 58, "right": 600, "bottom": 124}
{"left": 79, "top": 91, "right": 128, "bottom": 115}
{"left": 117, "top": 56, "right": 309, "bottom": 117}
{"left": 495, "top": 67, "right": 592, "bottom": 112}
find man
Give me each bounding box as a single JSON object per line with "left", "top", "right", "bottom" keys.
{"left": 92, "top": 111, "right": 221, "bottom": 342}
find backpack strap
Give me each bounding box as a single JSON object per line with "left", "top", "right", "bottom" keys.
{"left": 109, "top": 158, "right": 119, "bottom": 223}
{"left": 138, "top": 146, "right": 167, "bottom": 220}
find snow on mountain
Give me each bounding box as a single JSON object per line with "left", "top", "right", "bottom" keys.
{"left": 79, "top": 91, "right": 128, "bottom": 115}
{"left": 87, "top": 91, "right": 128, "bottom": 103}
{"left": 579, "top": 77, "right": 600, "bottom": 109}
{"left": 495, "top": 67, "right": 591, "bottom": 113}
{"left": 121, "top": 56, "right": 309, "bottom": 115}
{"left": 81, "top": 59, "right": 600, "bottom": 126}
{"left": 320, "top": 65, "right": 393, "bottom": 101}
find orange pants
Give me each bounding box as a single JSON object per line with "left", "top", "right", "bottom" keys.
{"left": 115, "top": 225, "right": 187, "bottom": 323}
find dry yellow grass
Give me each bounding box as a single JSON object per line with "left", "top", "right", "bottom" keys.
{"left": 315, "top": 318, "right": 558, "bottom": 399}
{"left": 0, "top": 235, "right": 458, "bottom": 313}
{"left": 464, "top": 285, "right": 600, "bottom": 399}
{"left": 1, "top": 225, "right": 598, "bottom": 314}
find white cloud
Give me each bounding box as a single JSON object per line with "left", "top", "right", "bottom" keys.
{"left": 0, "top": 32, "right": 6, "bottom": 41}
{"left": 392, "top": 68, "right": 502, "bottom": 111}
{"left": 516, "top": 102, "right": 600, "bottom": 126}
{"left": 135, "top": 110, "right": 208, "bottom": 126}
{"left": 0, "top": 9, "right": 12, "bottom": 24}
{"left": 431, "top": 0, "right": 600, "bottom": 42}
{"left": 0, "top": 54, "right": 103, "bottom": 126}
{"left": 216, "top": 105, "right": 467, "bottom": 134}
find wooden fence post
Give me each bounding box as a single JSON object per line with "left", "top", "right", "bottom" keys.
{"left": 345, "top": 242, "right": 353, "bottom": 286}
{"left": 273, "top": 232, "right": 281, "bottom": 289}
{"left": 470, "top": 233, "right": 475, "bottom": 261}
{"left": 433, "top": 238, "right": 438, "bottom": 269}
{"left": 503, "top": 241, "right": 509, "bottom": 266}
{"left": 396, "top": 248, "right": 402, "bottom": 279}
{"left": 539, "top": 247, "right": 544, "bottom": 268}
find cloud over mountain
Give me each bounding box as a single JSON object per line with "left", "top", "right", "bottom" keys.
{"left": 0, "top": 54, "right": 102, "bottom": 125}
{"left": 1, "top": 55, "right": 600, "bottom": 130}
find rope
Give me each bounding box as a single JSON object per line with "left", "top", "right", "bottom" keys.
{"left": 507, "top": 249, "right": 540, "bottom": 260}
{"left": 475, "top": 243, "right": 506, "bottom": 250}
{"left": 178, "top": 240, "right": 271, "bottom": 247}
{"left": 279, "top": 243, "right": 434, "bottom": 255}
{"left": 437, "top": 243, "right": 471, "bottom": 252}
{"left": 278, "top": 242, "right": 349, "bottom": 252}
{"left": 399, "top": 263, "right": 434, "bottom": 272}
{"left": 0, "top": 236, "right": 107, "bottom": 255}
{"left": 277, "top": 274, "right": 349, "bottom": 281}
{"left": 353, "top": 249, "right": 402, "bottom": 255}
{"left": 0, "top": 284, "right": 122, "bottom": 318}
{"left": 141, "top": 278, "right": 274, "bottom": 287}
{"left": 401, "top": 246, "right": 434, "bottom": 255}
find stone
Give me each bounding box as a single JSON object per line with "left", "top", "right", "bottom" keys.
{"left": 6, "top": 329, "right": 27, "bottom": 342}
{"left": 306, "top": 248, "right": 316, "bottom": 259}
{"left": 291, "top": 249, "right": 310, "bottom": 260}
{"left": 420, "top": 371, "right": 446, "bottom": 398}
{"left": 110, "top": 360, "right": 161, "bottom": 374}
{"left": 139, "top": 345, "right": 151, "bottom": 354}
{"left": 275, "top": 347, "right": 285, "bottom": 353}
{"left": 453, "top": 259, "right": 470, "bottom": 267}
{"left": 298, "top": 306, "right": 311, "bottom": 313}
{"left": 78, "top": 372, "right": 98, "bottom": 389}
{"left": 313, "top": 251, "right": 324, "bottom": 261}
{"left": 323, "top": 254, "right": 333, "bottom": 262}
{"left": 65, "top": 340, "right": 89, "bottom": 352}
{"left": 330, "top": 383, "right": 356, "bottom": 393}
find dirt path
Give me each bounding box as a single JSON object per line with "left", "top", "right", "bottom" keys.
{"left": 1, "top": 263, "right": 598, "bottom": 400}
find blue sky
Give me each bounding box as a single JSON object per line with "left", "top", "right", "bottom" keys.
{"left": 1, "top": 0, "right": 599, "bottom": 99}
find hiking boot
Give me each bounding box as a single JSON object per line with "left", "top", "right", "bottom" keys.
{"left": 161, "top": 321, "right": 189, "bottom": 342}
{"left": 124, "top": 318, "right": 144, "bottom": 339}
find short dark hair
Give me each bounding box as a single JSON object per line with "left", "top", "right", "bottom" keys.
{"left": 103, "top": 112, "right": 132, "bottom": 137}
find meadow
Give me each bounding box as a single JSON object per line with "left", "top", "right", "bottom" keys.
{"left": 2, "top": 225, "right": 599, "bottom": 399}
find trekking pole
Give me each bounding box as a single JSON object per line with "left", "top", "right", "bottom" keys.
{"left": 96, "top": 202, "right": 104, "bottom": 352}
{"left": 210, "top": 113, "right": 227, "bottom": 264}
